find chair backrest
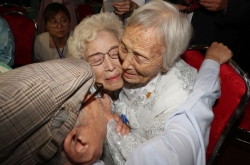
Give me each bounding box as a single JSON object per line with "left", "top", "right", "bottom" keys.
{"left": 1, "top": 11, "right": 36, "bottom": 67}
{"left": 237, "top": 99, "right": 250, "bottom": 131}
{"left": 75, "top": 3, "right": 93, "bottom": 23}
{"left": 0, "top": 3, "right": 27, "bottom": 15}
{"left": 181, "top": 46, "right": 250, "bottom": 165}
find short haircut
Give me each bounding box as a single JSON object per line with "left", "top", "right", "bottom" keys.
{"left": 68, "top": 12, "right": 123, "bottom": 59}
{"left": 43, "top": 2, "right": 71, "bottom": 23}
{"left": 126, "top": 0, "right": 193, "bottom": 70}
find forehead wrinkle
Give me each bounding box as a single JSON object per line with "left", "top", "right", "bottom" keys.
{"left": 123, "top": 28, "right": 154, "bottom": 55}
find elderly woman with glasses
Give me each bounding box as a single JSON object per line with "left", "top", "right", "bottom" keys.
{"left": 68, "top": 12, "right": 124, "bottom": 102}
{"left": 34, "top": 2, "right": 73, "bottom": 62}
{"left": 68, "top": 12, "right": 128, "bottom": 165}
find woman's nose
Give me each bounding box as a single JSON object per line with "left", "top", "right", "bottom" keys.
{"left": 104, "top": 56, "right": 115, "bottom": 71}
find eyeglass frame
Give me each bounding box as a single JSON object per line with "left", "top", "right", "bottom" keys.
{"left": 48, "top": 18, "right": 70, "bottom": 28}
{"left": 81, "top": 83, "right": 104, "bottom": 109}
{"left": 85, "top": 46, "right": 119, "bottom": 66}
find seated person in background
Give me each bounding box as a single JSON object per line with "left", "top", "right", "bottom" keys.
{"left": 34, "top": 2, "right": 73, "bottom": 62}
{"left": 0, "top": 17, "right": 14, "bottom": 67}
{"left": 36, "top": 0, "right": 78, "bottom": 34}
{"left": 0, "top": 58, "right": 120, "bottom": 165}
{"left": 68, "top": 12, "right": 127, "bottom": 165}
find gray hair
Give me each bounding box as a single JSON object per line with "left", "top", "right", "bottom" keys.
{"left": 68, "top": 12, "right": 124, "bottom": 59}
{"left": 126, "top": 0, "right": 192, "bottom": 70}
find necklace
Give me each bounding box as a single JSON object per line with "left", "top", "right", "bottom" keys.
{"left": 52, "top": 36, "right": 67, "bottom": 58}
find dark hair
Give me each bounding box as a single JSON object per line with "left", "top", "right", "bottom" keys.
{"left": 43, "top": 2, "right": 71, "bottom": 23}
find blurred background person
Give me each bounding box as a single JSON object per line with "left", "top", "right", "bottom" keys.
{"left": 169, "top": 0, "right": 250, "bottom": 74}
{"left": 34, "top": 2, "right": 73, "bottom": 62}
{"left": 36, "top": 0, "right": 77, "bottom": 34}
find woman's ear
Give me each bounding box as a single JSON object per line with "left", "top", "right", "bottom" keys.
{"left": 63, "top": 128, "right": 89, "bottom": 164}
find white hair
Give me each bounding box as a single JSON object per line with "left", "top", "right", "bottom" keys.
{"left": 126, "top": 0, "right": 192, "bottom": 70}
{"left": 68, "top": 12, "right": 124, "bottom": 59}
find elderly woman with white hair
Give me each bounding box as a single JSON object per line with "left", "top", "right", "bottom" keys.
{"left": 68, "top": 12, "right": 124, "bottom": 100}
{"left": 70, "top": 0, "right": 197, "bottom": 164}
{"left": 103, "top": 0, "right": 198, "bottom": 164}
{"left": 68, "top": 12, "right": 128, "bottom": 165}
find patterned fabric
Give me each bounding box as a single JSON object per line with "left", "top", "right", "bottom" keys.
{"left": 0, "top": 58, "right": 94, "bottom": 165}
{"left": 106, "top": 59, "right": 197, "bottom": 164}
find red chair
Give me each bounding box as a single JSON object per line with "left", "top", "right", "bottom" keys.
{"left": 1, "top": 11, "right": 37, "bottom": 67}
{"left": 75, "top": 3, "right": 93, "bottom": 23}
{"left": 181, "top": 45, "right": 250, "bottom": 165}
{"left": 238, "top": 101, "right": 250, "bottom": 131}
{"left": 0, "top": 3, "right": 27, "bottom": 15}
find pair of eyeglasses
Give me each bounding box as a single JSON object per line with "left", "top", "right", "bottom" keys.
{"left": 49, "top": 19, "right": 69, "bottom": 28}
{"left": 81, "top": 83, "right": 104, "bottom": 107}
{"left": 86, "top": 46, "right": 119, "bottom": 66}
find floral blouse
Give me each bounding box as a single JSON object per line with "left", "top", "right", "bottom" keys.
{"left": 106, "top": 59, "right": 197, "bottom": 165}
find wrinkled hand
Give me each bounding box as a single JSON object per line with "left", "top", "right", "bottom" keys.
{"left": 199, "top": 0, "right": 228, "bottom": 11}
{"left": 113, "top": 0, "right": 137, "bottom": 15}
{"left": 113, "top": 114, "right": 130, "bottom": 135}
{"left": 205, "top": 42, "right": 233, "bottom": 65}
{"left": 99, "top": 94, "right": 114, "bottom": 122}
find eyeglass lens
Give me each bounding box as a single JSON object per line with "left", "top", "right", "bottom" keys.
{"left": 86, "top": 46, "right": 119, "bottom": 66}
{"left": 49, "top": 19, "right": 69, "bottom": 28}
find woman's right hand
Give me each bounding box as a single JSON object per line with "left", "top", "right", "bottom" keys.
{"left": 114, "top": 114, "right": 130, "bottom": 135}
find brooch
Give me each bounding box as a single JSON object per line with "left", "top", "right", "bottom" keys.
{"left": 146, "top": 92, "right": 152, "bottom": 99}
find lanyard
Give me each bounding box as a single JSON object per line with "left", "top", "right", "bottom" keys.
{"left": 52, "top": 37, "right": 66, "bottom": 59}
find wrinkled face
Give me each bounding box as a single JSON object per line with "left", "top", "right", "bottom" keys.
{"left": 85, "top": 31, "right": 124, "bottom": 94}
{"left": 81, "top": 96, "right": 107, "bottom": 164}
{"left": 119, "top": 27, "right": 164, "bottom": 84}
{"left": 64, "top": 94, "right": 107, "bottom": 165}
{"left": 46, "top": 11, "right": 70, "bottom": 39}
